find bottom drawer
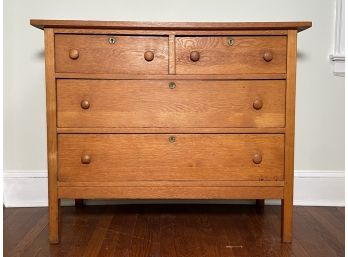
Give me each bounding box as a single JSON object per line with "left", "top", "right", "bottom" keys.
{"left": 58, "top": 134, "right": 284, "bottom": 182}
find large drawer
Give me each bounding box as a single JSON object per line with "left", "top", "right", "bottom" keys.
{"left": 55, "top": 34, "right": 169, "bottom": 74}
{"left": 57, "top": 79, "right": 285, "bottom": 128}
{"left": 175, "top": 36, "right": 287, "bottom": 74}
{"left": 58, "top": 134, "right": 285, "bottom": 182}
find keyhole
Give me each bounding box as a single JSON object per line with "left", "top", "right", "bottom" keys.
{"left": 227, "top": 38, "right": 234, "bottom": 46}
{"left": 108, "top": 37, "right": 116, "bottom": 44}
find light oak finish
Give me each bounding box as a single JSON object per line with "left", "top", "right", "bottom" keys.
{"left": 55, "top": 73, "right": 287, "bottom": 80}
{"left": 282, "top": 30, "right": 297, "bottom": 243}
{"left": 176, "top": 36, "right": 286, "bottom": 74}
{"left": 57, "top": 180, "right": 285, "bottom": 187}
{"left": 56, "top": 127, "right": 286, "bottom": 134}
{"left": 55, "top": 34, "right": 168, "bottom": 74}
{"left": 30, "top": 19, "right": 312, "bottom": 32}
{"left": 32, "top": 19, "right": 311, "bottom": 244}
{"left": 168, "top": 34, "right": 176, "bottom": 74}
{"left": 57, "top": 79, "right": 286, "bottom": 128}
{"left": 53, "top": 28, "right": 290, "bottom": 35}
{"left": 58, "top": 134, "right": 284, "bottom": 182}
{"left": 44, "top": 29, "right": 59, "bottom": 244}
{"left": 58, "top": 186, "right": 284, "bottom": 199}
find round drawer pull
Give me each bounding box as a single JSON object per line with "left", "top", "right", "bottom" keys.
{"left": 144, "top": 51, "right": 154, "bottom": 62}
{"left": 80, "top": 100, "right": 90, "bottom": 109}
{"left": 168, "top": 136, "right": 176, "bottom": 143}
{"left": 253, "top": 99, "right": 263, "bottom": 110}
{"left": 108, "top": 37, "right": 116, "bottom": 44}
{"left": 252, "top": 153, "right": 262, "bottom": 164}
{"left": 69, "top": 49, "right": 79, "bottom": 60}
{"left": 168, "top": 82, "right": 176, "bottom": 89}
{"left": 190, "top": 51, "right": 200, "bottom": 62}
{"left": 81, "top": 154, "right": 91, "bottom": 164}
{"left": 263, "top": 51, "right": 273, "bottom": 62}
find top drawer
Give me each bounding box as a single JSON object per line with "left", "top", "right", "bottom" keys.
{"left": 175, "top": 36, "right": 287, "bottom": 74}
{"left": 55, "top": 34, "right": 169, "bottom": 74}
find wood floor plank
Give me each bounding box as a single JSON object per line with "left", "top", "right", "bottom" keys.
{"left": 4, "top": 208, "right": 47, "bottom": 257}
{"left": 82, "top": 211, "right": 114, "bottom": 257}
{"left": 132, "top": 205, "right": 161, "bottom": 243}
{"left": 3, "top": 205, "right": 345, "bottom": 257}
{"left": 6, "top": 212, "right": 48, "bottom": 257}
{"left": 336, "top": 207, "right": 345, "bottom": 217}
{"left": 97, "top": 228, "right": 133, "bottom": 257}
{"left": 304, "top": 207, "right": 344, "bottom": 257}
{"left": 292, "top": 207, "right": 340, "bottom": 257}
{"left": 159, "top": 213, "right": 178, "bottom": 257}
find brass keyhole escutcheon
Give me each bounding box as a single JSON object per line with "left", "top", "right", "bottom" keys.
{"left": 108, "top": 37, "right": 116, "bottom": 44}
{"left": 169, "top": 136, "right": 176, "bottom": 143}
{"left": 227, "top": 37, "right": 234, "bottom": 46}
{"left": 169, "top": 82, "right": 176, "bottom": 89}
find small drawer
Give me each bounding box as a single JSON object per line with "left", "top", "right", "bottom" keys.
{"left": 55, "top": 34, "right": 169, "bottom": 74}
{"left": 175, "top": 36, "right": 286, "bottom": 74}
{"left": 57, "top": 79, "right": 285, "bottom": 128}
{"left": 58, "top": 134, "right": 285, "bottom": 182}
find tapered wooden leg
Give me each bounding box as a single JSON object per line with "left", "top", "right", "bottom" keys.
{"left": 75, "top": 199, "right": 85, "bottom": 207}
{"left": 256, "top": 199, "right": 265, "bottom": 207}
{"left": 281, "top": 198, "right": 293, "bottom": 243}
{"left": 49, "top": 197, "right": 60, "bottom": 244}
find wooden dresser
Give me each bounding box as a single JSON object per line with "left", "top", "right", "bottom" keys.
{"left": 31, "top": 19, "right": 311, "bottom": 244}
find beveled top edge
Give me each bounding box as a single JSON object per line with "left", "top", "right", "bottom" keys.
{"left": 30, "top": 19, "right": 312, "bottom": 32}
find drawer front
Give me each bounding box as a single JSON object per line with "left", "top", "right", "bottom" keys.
{"left": 55, "top": 34, "right": 169, "bottom": 74}
{"left": 58, "top": 134, "right": 284, "bottom": 182}
{"left": 57, "top": 79, "right": 285, "bottom": 128}
{"left": 175, "top": 36, "right": 286, "bottom": 74}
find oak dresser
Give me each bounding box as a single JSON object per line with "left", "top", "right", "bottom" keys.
{"left": 31, "top": 19, "right": 311, "bottom": 244}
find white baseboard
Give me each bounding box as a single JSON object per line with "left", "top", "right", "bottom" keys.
{"left": 3, "top": 170, "right": 345, "bottom": 207}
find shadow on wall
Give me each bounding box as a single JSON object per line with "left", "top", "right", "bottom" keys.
{"left": 297, "top": 51, "right": 309, "bottom": 60}
{"left": 34, "top": 50, "right": 45, "bottom": 60}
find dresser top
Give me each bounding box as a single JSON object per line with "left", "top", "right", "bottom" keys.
{"left": 30, "top": 19, "right": 311, "bottom": 32}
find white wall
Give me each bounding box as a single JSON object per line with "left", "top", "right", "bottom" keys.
{"left": 3, "top": 0, "right": 345, "bottom": 206}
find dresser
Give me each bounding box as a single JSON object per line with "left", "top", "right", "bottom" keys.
{"left": 30, "top": 19, "right": 311, "bottom": 244}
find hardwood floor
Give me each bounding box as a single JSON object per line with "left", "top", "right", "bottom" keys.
{"left": 4, "top": 204, "right": 344, "bottom": 257}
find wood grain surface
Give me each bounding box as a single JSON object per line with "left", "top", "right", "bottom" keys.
{"left": 57, "top": 79, "right": 285, "bottom": 128}
{"left": 176, "top": 36, "right": 287, "bottom": 74}
{"left": 57, "top": 127, "right": 286, "bottom": 134}
{"left": 44, "top": 28, "right": 60, "bottom": 244}
{"left": 55, "top": 34, "right": 168, "bottom": 74}
{"left": 33, "top": 20, "right": 311, "bottom": 244}
{"left": 30, "top": 19, "right": 312, "bottom": 31}
{"left": 58, "top": 186, "right": 284, "bottom": 199}
{"left": 4, "top": 205, "right": 343, "bottom": 257}
{"left": 58, "top": 134, "right": 284, "bottom": 182}
{"left": 55, "top": 73, "right": 287, "bottom": 80}
{"left": 282, "top": 30, "right": 298, "bottom": 243}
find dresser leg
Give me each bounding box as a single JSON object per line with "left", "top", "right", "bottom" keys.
{"left": 256, "top": 199, "right": 265, "bottom": 207}
{"left": 75, "top": 199, "right": 85, "bottom": 207}
{"left": 281, "top": 198, "right": 293, "bottom": 243}
{"left": 49, "top": 198, "right": 60, "bottom": 244}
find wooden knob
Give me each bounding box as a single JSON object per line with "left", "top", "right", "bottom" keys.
{"left": 263, "top": 51, "right": 273, "bottom": 62}
{"left": 253, "top": 99, "right": 263, "bottom": 110}
{"left": 80, "top": 100, "right": 90, "bottom": 109}
{"left": 69, "top": 49, "right": 79, "bottom": 60}
{"left": 252, "top": 153, "right": 262, "bottom": 164}
{"left": 144, "top": 51, "right": 154, "bottom": 62}
{"left": 81, "top": 155, "right": 91, "bottom": 164}
{"left": 190, "top": 51, "right": 200, "bottom": 62}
